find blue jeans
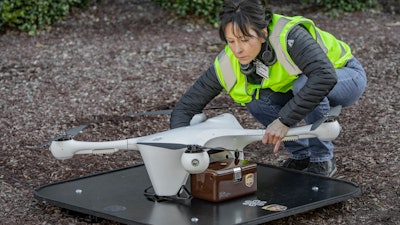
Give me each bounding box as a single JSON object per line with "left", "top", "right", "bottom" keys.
{"left": 246, "top": 57, "right": 367, "bottom": 162}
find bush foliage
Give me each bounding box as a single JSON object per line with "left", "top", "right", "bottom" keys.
{"left": 0, "top": 0, "right": 381, "bottom": 34}
{"left": 154, "top": 0, "right": 224, "bottom": 26}
{"left": 301, "top": 0, "right": 380, "bottom": 15}
{"left": 155, "top": 0, "right": 380, "bottom": 25}
{"left": 0, "top": 0, "right": 89, "bottom": 34}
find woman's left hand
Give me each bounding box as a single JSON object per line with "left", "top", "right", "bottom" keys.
{"left": 262, "top": 118, "right": 289, "bottom": 153}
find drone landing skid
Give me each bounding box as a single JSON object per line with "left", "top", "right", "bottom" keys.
{"left": 144, "top": 185, "right": 192, "bottom": 202}
{"left": 34, "top": 164, "right": 360, "bottom": 225}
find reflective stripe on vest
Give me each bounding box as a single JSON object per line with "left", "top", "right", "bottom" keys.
{"left": 215, "top": 49, "right": 236, "bottom": 92}
{"left": 270, "top": 15, "right": 351, "bottom": 73}
{"left": 269, "top": 17, "right": 328, "bottom": 75}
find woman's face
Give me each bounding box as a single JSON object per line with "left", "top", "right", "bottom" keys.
{"left": 224, "top": 22, "right": 266, "bottom": 65}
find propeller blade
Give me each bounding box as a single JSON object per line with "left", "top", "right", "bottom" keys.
{"left": 129, "top": 109, "right": 173, "bottom": 117}
{"left": 311, "top": 105, "right": 342, "bottom": 131}
{"left": 63, "top": 124, "right": 86, "bottom": 137}
{"left": 136, "top": 142, "right": 252, "bottom": 155}
{"left": 39, "top": 125, "right": 86, "bottom": 148}
{"left": 128, "top": 105, "right": 242, "bottom": 117}
{"left": 137, "top": 142, "right": 187, "bottom": 150}
{"left": 329, "top": 105, "right": 342, "bottom": 117}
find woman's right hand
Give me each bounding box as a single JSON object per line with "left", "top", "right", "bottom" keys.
{"left": 262, "top": 118, "right": 289, "bottom": 153}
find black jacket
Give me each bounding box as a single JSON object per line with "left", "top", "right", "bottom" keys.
{"left": 170, "top": 25, "right": 337, "bottom": 128}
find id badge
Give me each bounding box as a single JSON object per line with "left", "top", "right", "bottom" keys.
{"left": 255, "top": 60, "right": 269, "bottom": 79}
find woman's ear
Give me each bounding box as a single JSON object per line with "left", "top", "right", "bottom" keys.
{"left": 263, "top": 28, "right": 268, "bottom": 36}
{"left": 261, "top": 28, "right": 268, "bottom": 43}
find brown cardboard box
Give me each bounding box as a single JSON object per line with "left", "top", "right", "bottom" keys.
{"left": 191, "top": 159, "right": 257, "bottom": 202}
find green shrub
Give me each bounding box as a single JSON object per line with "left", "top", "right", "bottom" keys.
{"left": 301, "top": 0, "right": 380, "bottom": 16}
{"left": 154, "top": 0, "right": 224, "bottom": 26}
{"left": 0, "top": 0, "right": 89, "bottom": 34}
{"left": 155, "top": 0, "right": 381, "bottom": 25}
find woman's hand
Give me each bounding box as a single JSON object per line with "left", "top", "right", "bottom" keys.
{"left": 262, "top": 118, "right": 289, "bottom": 153}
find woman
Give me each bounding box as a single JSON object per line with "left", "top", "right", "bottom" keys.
{"left": 170, "top": 0, "right": 366, "bottom": 177}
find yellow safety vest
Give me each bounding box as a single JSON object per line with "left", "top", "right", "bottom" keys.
{"left": 214, "top": 14, "right": 353, "bottom": 105}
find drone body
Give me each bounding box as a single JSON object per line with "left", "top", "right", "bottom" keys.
{"left": 48, "top": 107, "right": 342, "bottom": 198}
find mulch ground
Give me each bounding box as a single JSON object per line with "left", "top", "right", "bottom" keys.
{"left": 1, "top": 0, "right": 399, "bottom": 224}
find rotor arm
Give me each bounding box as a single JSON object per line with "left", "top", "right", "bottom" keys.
{"left": 49, "top": 138, "right": 139, "bottom": 160}
{"left": 284, "top": 120, "right": 341, "bottom": 141}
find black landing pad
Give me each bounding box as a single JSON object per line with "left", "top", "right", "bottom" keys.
{"left": 34, "top": 164, "right": 360, "bottom": 225}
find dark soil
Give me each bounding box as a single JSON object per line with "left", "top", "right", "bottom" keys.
{"left": 1, "top": 0, "right": 399, "bottom": 224}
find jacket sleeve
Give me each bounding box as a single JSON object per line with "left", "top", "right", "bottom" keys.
{"left": 278, "top": 25, "right": 338, "bottom": 127}
{"left": 170, "top": 65, "right": 223, "bottom": 129}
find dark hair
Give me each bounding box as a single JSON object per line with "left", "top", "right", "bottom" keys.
{"left": 219, "top": 0, "right": 272, "bottom": 42}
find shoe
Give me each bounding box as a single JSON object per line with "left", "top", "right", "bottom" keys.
{"left": 282, "top": 157, "right": 310, "bottom": 171}
{"left": 307, "top": 158, "right": 337, "bottom": 177}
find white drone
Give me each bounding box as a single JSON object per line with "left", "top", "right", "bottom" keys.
{"left": 42, "top": 106, "right": 342, "bottom": 199}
